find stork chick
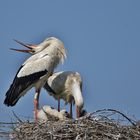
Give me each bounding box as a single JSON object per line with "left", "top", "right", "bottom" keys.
{"left": 37, "top": 105, "right": 71, "bottom": 121}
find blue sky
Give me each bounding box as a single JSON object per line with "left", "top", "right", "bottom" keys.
{"left": 0, "top": 0, "right": 140, "bottom": 122}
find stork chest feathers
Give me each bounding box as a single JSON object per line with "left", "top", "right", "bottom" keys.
{"left": 39, "top": 45, "right": 65, "bottom": 71}
{"left": 63, "top": 76, "right": 82, "bottom": 104}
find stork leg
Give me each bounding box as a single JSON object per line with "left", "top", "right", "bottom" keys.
{"left": 34, "top": 88, "right": 41, "bottom": 121}
{"left": 58, "top": 97, "right": 60, "bottom": 112}
{"left": 70, "top": 102, "right": 73, "bottom": 118}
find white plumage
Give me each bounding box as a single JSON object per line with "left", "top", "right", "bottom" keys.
{"left": 44, "top": 71, "right": 84, "bottom": 118}
{"left": 4, "top": 37, "right": 67, "bottom": 121}
{"left": 37, "top": 105, "right": 70, "bottom": 121}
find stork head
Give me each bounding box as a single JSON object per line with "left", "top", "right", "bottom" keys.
{"left": 71, "top": 73, "right": 84, "bottom": 118}
{"left": 40, "top": 37, "right": 67, "bottom": 63}
{"left": 11, "top": 37, "right": 67, "bottom": 60}
{"left": 60, "top": 110, "right": 71, "bottom": 119}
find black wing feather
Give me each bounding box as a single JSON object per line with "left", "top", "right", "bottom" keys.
{"left": 44, "top": 82, "right": 56, "bottom": 95}
{"left": 4, "top": 66, "right": 48, "bottom": 106}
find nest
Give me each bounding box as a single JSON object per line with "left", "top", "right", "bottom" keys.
{"left": 1, "top": 109, "right": 140, "bottom": 140}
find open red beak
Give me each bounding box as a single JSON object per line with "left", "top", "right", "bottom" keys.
{"left": 10, "top": 39, "right": 36, "bottom": 53}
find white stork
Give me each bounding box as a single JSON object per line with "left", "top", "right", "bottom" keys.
{"left": 4, "top": 37, "right": 67, "bottom": 121}
{"left": 44, "top": 71, "right": 84, "bottom": 118}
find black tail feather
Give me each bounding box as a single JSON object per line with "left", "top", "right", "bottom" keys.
{"left": 4, "top": 81, "right": 26, "bottom": 106}
{"left": 4, "top": 66, "right": 48, "bottom": 107}
{"left": 44, "top": 82, "right": 56, "bottom": 95}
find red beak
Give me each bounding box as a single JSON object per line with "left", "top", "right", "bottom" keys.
{"left": 76, "top": 106, "right": 81, "bottom": 118}
{"left": 10, "top": 39, "right": 36, "bottom": 53}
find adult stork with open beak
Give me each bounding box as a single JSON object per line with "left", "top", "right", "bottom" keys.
{"left": 4, "top": 37, "right": 67, "bottom": 121}
{"left": 44, "top": 71, "right": 84, "bottom": 118}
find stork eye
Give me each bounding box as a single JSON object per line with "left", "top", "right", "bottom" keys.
{"left": 46, "top": 43, "right": 50, "bottom": 47}
{"left": 32, "top": 50, "right": 35, "bottom": 53}
{"left": 64, "top": 111, "right": 68, "bottom": 114}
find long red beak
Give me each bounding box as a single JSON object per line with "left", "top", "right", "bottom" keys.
{"left": 10, "top": 48, "right": 33, "bottom": 53}
{"left": 10, "top": 39, "right": 36, "bottom": 53}
{"left": 76, "top": 106, "right": 81, "bottom": 118}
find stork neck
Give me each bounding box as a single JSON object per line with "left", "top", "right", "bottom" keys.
{"left": 72, "top": 83, "right": 83, "bottom": 108}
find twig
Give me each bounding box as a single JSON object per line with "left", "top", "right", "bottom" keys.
{"left": 12, "top": 111, "right": 23, "bottom": 123}
{"left": 93, "top": 109, "right": 136, "bottom": 126}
